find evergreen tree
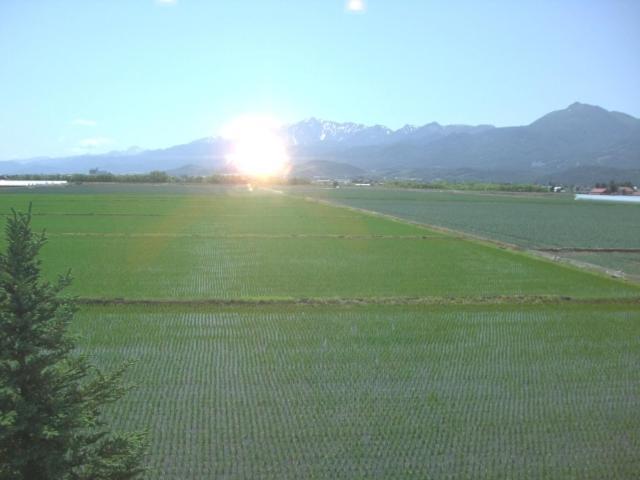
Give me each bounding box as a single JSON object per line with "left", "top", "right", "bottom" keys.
{"left": 0, "top": 206, "right": 147, "bottom": 479}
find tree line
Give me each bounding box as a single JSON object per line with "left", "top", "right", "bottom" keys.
{"left": 6, "top": 172, "right": 312, "bottom": 185}
{"left": 385, "top": 180, "right": 549, "bottom": 193}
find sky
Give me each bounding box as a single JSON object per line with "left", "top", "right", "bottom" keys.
{"left": 0, "top": 0, "right": 639, "bottom": 160}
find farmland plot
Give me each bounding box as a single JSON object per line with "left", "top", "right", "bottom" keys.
{"left": 1, "top": 184, "right": 638, "bottom": 479}
{"left": 0, "top": 186, "right": 636, "bottom": 300}
{"left": 75, "top": 304, "right": 640, "bottom": 480}
{"left": 290, "top": 186, "right": 640, "bottom": 279}
{"left": 23, "top": 235, "right": 637, "bottom": 299}
{"left": 0, "top": 188, "right": 428, "bottom": 236}
{"left": 562, "top": 251, "right": 640, "bottom": 277}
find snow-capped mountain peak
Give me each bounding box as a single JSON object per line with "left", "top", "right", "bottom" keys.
{"left": 286, "top": 118, "right": 397, "bottom": 147}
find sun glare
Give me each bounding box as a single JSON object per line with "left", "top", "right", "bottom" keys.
{"left": 346, "top": 0, "right": 366, "bottom": 12}
{"left": 222, "top": 115, "right": 290, "bottom": 178}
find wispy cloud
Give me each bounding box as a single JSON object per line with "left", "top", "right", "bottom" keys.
{"left": 71, "top": 118, "right": 97, "bottom": 127}
{"left": 346, "top": 0, "right": 366, "bottom": 13}
{"left": 155, "top": 0, "right": 177, "bottom": 5}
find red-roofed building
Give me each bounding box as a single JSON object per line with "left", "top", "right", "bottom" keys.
{"left": 589, "top": 187, "right": 608, "bottom": 195}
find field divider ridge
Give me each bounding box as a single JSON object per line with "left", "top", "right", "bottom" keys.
{"left": 75, "top": 295, "right": 640, "bottom": 307}
{"left": 536, "top": 247, "right": 640, "bottom": 253}
{"left": 48, "top": 232, "right": 450, "bottom": 240}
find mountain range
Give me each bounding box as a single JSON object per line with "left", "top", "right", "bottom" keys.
{"left": 2, "top": 103, "right": 639, "bottom": 184}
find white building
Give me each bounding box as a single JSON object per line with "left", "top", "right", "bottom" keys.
{"left": 0, "top": 180, "right": 68, "bottom": 188}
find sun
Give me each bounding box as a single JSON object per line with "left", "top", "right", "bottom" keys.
{"left": 222, "top": 115, "right": 290, "bottom": 178}
{"left": 346, "top": 0, "right": 366, "bottom": 12}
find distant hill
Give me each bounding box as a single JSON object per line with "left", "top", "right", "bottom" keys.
{"left": 2, "top": 103, "right": 638, "bottom": 184}
{"left": 289, "top": 160, "right": 366, "bottom": 179}
{"left": 338, "top": 103, "right": 640, "bottom": 175}
{"left": 165, "top": 164, "right": 217, "bottom": 177}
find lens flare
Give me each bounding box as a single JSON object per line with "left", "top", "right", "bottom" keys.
{"left": 221, "top": 115, "right": 289, "bottom": 178}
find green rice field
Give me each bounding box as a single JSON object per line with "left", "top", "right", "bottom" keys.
{"left": 76, "top": 303, "right": 640, "bottom": 479}
{"left": 1, "top": 184, "right": 639, "bottom": 478}
{"left": 0, "top": 185, "right": 637, "bottom": 300}
{"left": 290, "top": 186, "right": 640, "bottom": 279}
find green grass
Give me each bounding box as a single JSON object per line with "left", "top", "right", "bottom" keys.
{"left": 76, "top": 303, "right": 640, "bottom": 479}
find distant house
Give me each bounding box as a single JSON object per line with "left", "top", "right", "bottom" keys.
{"left": 618, "top": 186, "right": 635, "bottom": 195}
{"left": 312, "top": 179, "right": 334, "bottom": 185}
{"left": 589, "top": 187, "right": 608, "bottom": 195}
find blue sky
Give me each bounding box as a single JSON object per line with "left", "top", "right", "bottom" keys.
{"left": 1, "top": 0, "right": 639, "bottom": 160}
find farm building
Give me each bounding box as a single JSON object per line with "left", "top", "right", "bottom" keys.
{"left": 618, "top": 186, "right": 636, "bottom": 195}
